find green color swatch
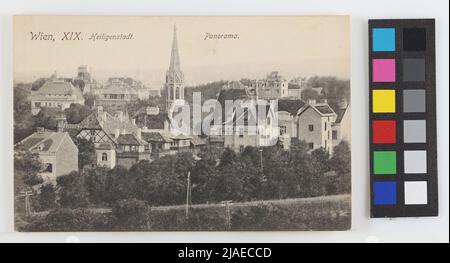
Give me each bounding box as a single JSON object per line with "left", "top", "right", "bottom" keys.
{"left": 374, "top": 151, "right": 397, "bottom": 174}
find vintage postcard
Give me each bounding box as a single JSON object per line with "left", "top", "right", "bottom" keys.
{"left": 13, "top": 16, "right": 351, "bottom": 231}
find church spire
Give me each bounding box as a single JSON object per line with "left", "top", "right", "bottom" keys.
{"left": 169, "top": 24, "right": 181, "bottom": 72}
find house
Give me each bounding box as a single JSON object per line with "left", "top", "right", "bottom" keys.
{"left": 297, "top": 100, "right": 337, "bottom": 155}
{"left": 16, "top": 128, "right": 78, "bottom": 182}
{"left": 223, "top": 101, "right": 278, "bottom": 152}
{"left": 276, "top": 99, "right": 306, "bottom": 149}
{"left": 95, "top": 142, "right": 116, "bottom": 169}
{"left": 134, "top": 106, "right": 204, "bottom": 157}
{"left": 250, "top": 71, "right": 289, "bottom": 100}
{"left": 141, "top": 130, "right": 173, "bottom": 157}
{"left": 115, "top": 129, "right": 149, "bottom": 168}
{"left": 66, "top": 106, "right": 150, "bottom": 169}
{"left": 332, "top": 102, "right": 351, "bottom": 147}
{"left": 29, "top": 79, "right": 85, "bottom": 115}
{"left": 92, "top": 77, "right": 141, "bottom": 111}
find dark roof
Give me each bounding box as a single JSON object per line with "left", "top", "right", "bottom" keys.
{"left": 314, "top": 105, "right": 335, "bottom": 115}
{"left": 117, "top": 134, "right": 146, "bottom": 146}
{"left": 288, "top": 83, "right": 301, "bottom": 90}
{"left": 141, "top": 132, "right": 172, "bottom": 143}
{"left": 134, "top": 112, "right": 169, "bottom": 130}
{"left": 277, "top": 99, "right": 305, "bottom": 115}
{"left": 335, "top": 106, "right": 348, "bottom": 124}
{"left": 217, "top": 87, "right": 249, "bottom": 106}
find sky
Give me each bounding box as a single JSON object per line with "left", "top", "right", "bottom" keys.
{"left": 14, "top": 16, "right": 350, "bottom": 89}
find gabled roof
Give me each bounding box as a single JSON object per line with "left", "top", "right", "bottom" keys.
{"left": 277, "top": 99, "right": 305, "bottom": 116}
{"left": 117, "top": 134, "right": 147, "bottom": 146}
{"left": 36, "top": 80, "right": 83, "bottom": 97}
{"left": 298, "top": 103, "right": 336, "bottom": 117}
{"left": 141, "top": 131, "right": 173, "bottom": 143}
{"left": 17, "top": 131, "right": 71, "bottom": 153}
{"left": 334, "top": 104, "right": 349, "bottom": 124}
{"left": 68, "top": 110, "right": 138, "bottom": 139}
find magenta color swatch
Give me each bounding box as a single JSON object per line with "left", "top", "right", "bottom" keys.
{"left": 373, "top": 59, "right": 396, "bottom": 82}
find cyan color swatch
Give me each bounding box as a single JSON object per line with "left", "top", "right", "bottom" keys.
{"left": 373, "top": 28, "right": 396, "bottom": 51}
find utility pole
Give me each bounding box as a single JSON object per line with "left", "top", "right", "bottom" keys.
{"left": 221, "top": 200, "right": 233, "bottom": 230}
{"left": 185, "top": 171, "right": 191, "bottom": 219}
{"left": 17, "top": 190, "right": 33, "bottom": 216}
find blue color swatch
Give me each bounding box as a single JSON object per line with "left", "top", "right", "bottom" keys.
{"left": 373, "top": 181, "right": 397, "bottom": 205}
{"left": 373, "top": 28, "right": 396, "bottom": 51}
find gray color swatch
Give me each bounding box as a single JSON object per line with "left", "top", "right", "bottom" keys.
{"left": 404, "top": 120, "right": 426, "bottom": 143}
{"left": 404, "top": 150, "right": 427, "bottom": 174}
{"left": 403, "top": 58, "right": 425, "bottom": 82}
{"left": 403, "top": 89, "right": 426, "bottom": 112}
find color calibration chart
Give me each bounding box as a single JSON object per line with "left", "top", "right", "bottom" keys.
{"left": 369, "top": 19, "right": 438, "bottom": 217}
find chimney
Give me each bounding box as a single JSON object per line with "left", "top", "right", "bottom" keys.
{"left": 143, "top": 126, "right": 148, "bottom": 132}
{"left": 36, "top": 127, "right": 45, "bottom": 134}
{"left": 322, "top": 99, "right": 328, "bottom": 104}
{"left": 121, "top": 128, "right": 126, "bottom": 135}
{"left": 131, "top": 118, "right": 136, "bottom": 125}
{"left": 97, "top": 106, "right": 103, "bottom": 113}
{"left": 136, "top": 128, "right": 142, "bottom": 140}
{"left": 115, "top": 128, "right": 120, "bottom": 139}
{"left": 56, "top": 115, "right": 67, "bottom": 132}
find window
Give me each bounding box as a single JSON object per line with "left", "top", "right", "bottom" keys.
{"left": 239, "top": 145, "right": 245, "bottom": 152}
{"left": 332, "top": 130, "right": 338, "bottom": 140}
{"left": 43, "top": 163, "right": 53, "bottom": 173}
{"left": 35, "top": 102, "right": 41, "bottom": 107}
{"left": 175, "top": 87, "right": 180, "bottom": 99}
{"left": 308, "top": 125, "right": 314, "bottom": 132}
{"left": 308, "top": 143, "right": 314, "bottom": 150}
{"left": 325, "top": 140, "right": 327, "bottom": 149}
{"left": 325, "top": 122, "right": 327, "bottom": 131}
{"left": 280, "top": 126, "right": 287, "bottom": 135}
{"left": 102, "top": 153, "right": 108, "bottom": 161}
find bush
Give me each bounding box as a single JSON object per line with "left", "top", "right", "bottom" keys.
{"left": 112, "top": 199, "right": 150, "bottom": 231}
{"left": 24, "top": 208, "right": 98, "bottom": 231}
{"left": 36, "top": 183, "right": 57, "bottom": 211}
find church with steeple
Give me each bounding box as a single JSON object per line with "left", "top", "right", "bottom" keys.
{"left": 165, "top": 24, "right": 185, "bottom": 113}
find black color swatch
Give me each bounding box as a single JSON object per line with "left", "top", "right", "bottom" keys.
{"left": 403, "top": 28, "right": 427, "bottom": 51}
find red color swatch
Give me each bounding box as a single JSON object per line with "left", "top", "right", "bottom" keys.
{"left": 373, "top": 120, "right": 396, "bottom": 144}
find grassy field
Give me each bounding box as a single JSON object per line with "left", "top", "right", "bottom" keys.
{"left": 147, "top": 194, "right": 351, "bottom": 231}
{"left": 19, "top": 194, "right": 351, "bottom": 231}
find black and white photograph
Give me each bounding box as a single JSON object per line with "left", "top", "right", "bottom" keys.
{"left": 13, "top": 16, "right": 351, "bottom": 231}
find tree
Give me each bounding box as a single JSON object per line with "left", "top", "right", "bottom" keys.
{"left": 104, "top": 166, "right": 134, "bottom": 204}
{"left": 329, "top": 141, "right": 351, "bottom": 194}
{"left": 32, "top": 107, "right": 61, "bottom": 130}
{"left": 112, "top": 199, "right": 150, "bottom": 231}
{"left": 56, "top": 171, "right": 90, "bottom": 208}
{"left": 31, "top": 78, "right": 48, "bottom": 91}
{"left": 84, "top": 92, "right": 96, "bottom": 109}
{"left": 73, "top": 138, "right": 96, "bottom": 169}
{"left": 14, "top": 146, "right": 43, "bottom": 193}
{"left": 14, "top": 84, "right": 35, "bottom": 143}
{"left": 64, "top": 103, "right": 92, "bottom": 124}
{"left": 84, "top": 166, "right": 110, "bottom": 205}
{"left": 36, "top": 183, "right": 57, "bottom": 211}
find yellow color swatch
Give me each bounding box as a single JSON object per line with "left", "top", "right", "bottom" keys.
{"left": 373, "top": 90, "right": 396, "bottom": 113}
